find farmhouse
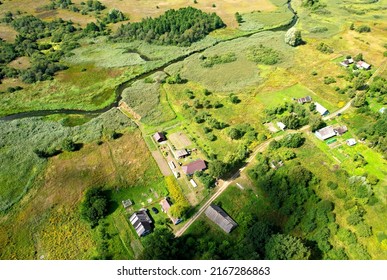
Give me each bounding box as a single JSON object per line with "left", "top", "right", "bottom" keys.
{"left": 356, "top": 61, "right": 371, "bottom": 70}
{"left": 346, "top": 138, "right": 357, "bottom": 146}
{"left": 160, "top": 198, "right": 183, "bottom": 225}
{"left": 153, "top": 132, "right": 166, "bottom": 142}
{"left": 315, "top": 126, "right": 336, "bottom": 140}
{"left": 205, "top": 204, "right": 238, "bottom": 234}
{"left": 129, "top": 209, "right": 152, "bottom": 237}
{"left": 277, "top": 121, "right": 286, "bottom": 130}
{"left": 340, "top": 58, "right": 354, "bottom": 67}
{"left": 315, "top": 102, "right": 329, "bottom": 116}
{"left": 182, "top": 159, "right": 207, "bottom": 175}
{"left": 297, "top": 96, "right": 312, "bottom": 104}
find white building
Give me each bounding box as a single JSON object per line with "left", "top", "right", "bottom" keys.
{"left": 346, "top": 138, "right": 357, "bottom": 146}
{"left": 315, "top": 126, "right": 336, "bottom": 140}
{"left": 315, "top": 102, "right": 329, "bottom": 116}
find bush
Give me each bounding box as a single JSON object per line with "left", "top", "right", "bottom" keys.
{"left": 280, "top": 133, "right": 305, "bottom": 148}
{"left": 62, "top": 138, "right": 77, "bottom": 152}
{"left": 327, "top": 181, "right": 338, "bottom": 190}
{"left": 247, "top": 44, "right": 282, "bottom": 65}
{"left": 316, "top": 42, "right": 333, "bottom": 54}
{"left": 201, "top": 53, "right": 237, "bottom": 68}
{"left": 324, "top": 76, "right": 336, "bottom": 84}
{"left": 285, "top": 27, "right": 303, "bottom": 47}
{"left": 356, "top": 25, "right": 371, "bottom": 33}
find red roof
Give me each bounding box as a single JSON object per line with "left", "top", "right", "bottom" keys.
{"left": 182, "top": 159, "right": 207, "bottom": 175}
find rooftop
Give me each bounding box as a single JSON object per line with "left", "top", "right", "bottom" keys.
{"left": 182, "top": 159, "right": 207, "bottom": 175}
{"left": 205, "top": 204, "right": 238, "bottom": 234}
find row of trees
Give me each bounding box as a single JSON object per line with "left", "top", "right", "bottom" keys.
{"left": 115, "top": 7, "right": 225, "bottom": 46}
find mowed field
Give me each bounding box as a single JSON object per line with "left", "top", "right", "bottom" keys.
{"left": 73, "top": 0, "right": 277, "bottom": 28}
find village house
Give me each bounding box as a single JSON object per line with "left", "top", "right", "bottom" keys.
{"left": 205, "top": 204, "right": 238, "bottom": 234}
{"left": 277, "top": 121, "right": 286, "bottom": 131}
{"left": 160, "top": 198, "right": 183, "bottom": 225}
{"left": 315, "top": 125, "right": 348, "bottom": 140}
{"left": 314, "top": 102, "right": 329, "bottom": 116}
{"left": 129, "top": 209, "right": 153, "bottom": 237}
{"left": 356, "top": 60, "right": 371, "bottom": 70}
{"left": 340, "top": 58, "right": 354, "bottom": 67}
{"left": 297, "top": 95, "right": 312, "bottom": 104}
{"left": 182, "top": 159, "right": 207, "bottom": 175}
{"left": 153, "top": 132, "right": 166, "bottom": 143}
{"left": 315, "top": 126, "right": 336, "bottom": 140}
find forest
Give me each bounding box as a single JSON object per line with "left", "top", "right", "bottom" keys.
{"left": 115, "top": 7, "right": 225, "bottom": 46}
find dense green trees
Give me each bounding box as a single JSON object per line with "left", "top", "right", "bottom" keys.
{"left": 116, "top": 7, "right": 225, "bottom": 46}
{"left": 80, "top": 187, "right": 108, "bottom": 227}
{"left": 141, "top": 228, "right": 179, "bottom": 260}
{"left": 265, "top": 234, "right": 311, "bottom": 260}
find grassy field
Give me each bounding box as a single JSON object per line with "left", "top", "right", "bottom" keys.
{"left": 0, "top": 121, "right": 171, "bottom": 259}
{"left": 0, "top": 108, "right": 134, "bottom": 212}
{"left": 121, "top": 72, "right": 176, "bottom": 126}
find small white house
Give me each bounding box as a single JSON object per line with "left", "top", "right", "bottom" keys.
{"left": 346, "top": 138, "right": 357, "bottom": 146}
{"left": 315, "top": 102, "right": 329, "bottom": 116}
{"left": 277, "top": 121, "right": 286, "bottom": 130}
{"left": 356, "top": 61, "right": 371, "bottom": 70}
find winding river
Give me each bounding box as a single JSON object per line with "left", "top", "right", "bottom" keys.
{"left": 0, "top": 0, "right": 298, "bottom": 122}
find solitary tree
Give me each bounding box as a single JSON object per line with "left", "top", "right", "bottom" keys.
{"left": 285, "top": 28, "right": 303, "bottom": 47}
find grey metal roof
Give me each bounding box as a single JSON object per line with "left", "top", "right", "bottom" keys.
{"left": 129, "top": 210, "right": 152, "bottom": 237}
{"left": 205, "top": 204, "right": 237, "bottom": 233}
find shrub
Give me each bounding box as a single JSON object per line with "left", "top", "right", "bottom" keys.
{"left": 201, "top": 53, "right": 237, "bottom": 68}
{"left": 247, "top": 44, "right": 282, "bottom": 65}
{"left": 324, "top": 76, "right": 336, "bottom": 84}
{"left": 316, "top": 42, "right": 333, "bottom": 54}
{"left": 356, "top": 25, "right": 371, "bottom": 33}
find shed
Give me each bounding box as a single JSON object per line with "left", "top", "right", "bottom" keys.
{"left": 172, "top": 149, "right": 189, "bottom": 160}
{"left": 205, "top": 204, "right": 238, "bottom": 234}
{"left": 182, "top": 159, "right": 207, "bottom": 175}
{"left": 153, "top": 132, "right": 166, "bottom": 142}
{"left": 346, "top": 138, "right": 357, "bottom": 146}
{"left": 334, "top": 125, "right": 348, "bottom": 136}
{"left": 122, "top": 199, "right": 133, "bottom": 208}
{"left": 190, "top": 179, "right": 198, "bottom": 188}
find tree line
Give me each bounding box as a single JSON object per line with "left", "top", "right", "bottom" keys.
{"left": 115, "top": 7, "right": 225, "bottom": 46}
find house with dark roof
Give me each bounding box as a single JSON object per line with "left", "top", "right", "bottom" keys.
{"left": 182, "top": 159, "right": 207, "bottom": 175}
{"left": 334, "top": 125, "right": 348, "bottom": 136}
{"left": 153, "top": 132, "right": 166, "bottom": 142}
{"left": 297, "top": 96, "right": 312, "bottom": 104}
{"left": 205, "top": 204, "right": 237, "bottom": 233}
{"left": 340, "top": 58, "right": 354, "bottom": 67}
{"left": 129, "top": 209, "right": 152, "bottom": 237}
